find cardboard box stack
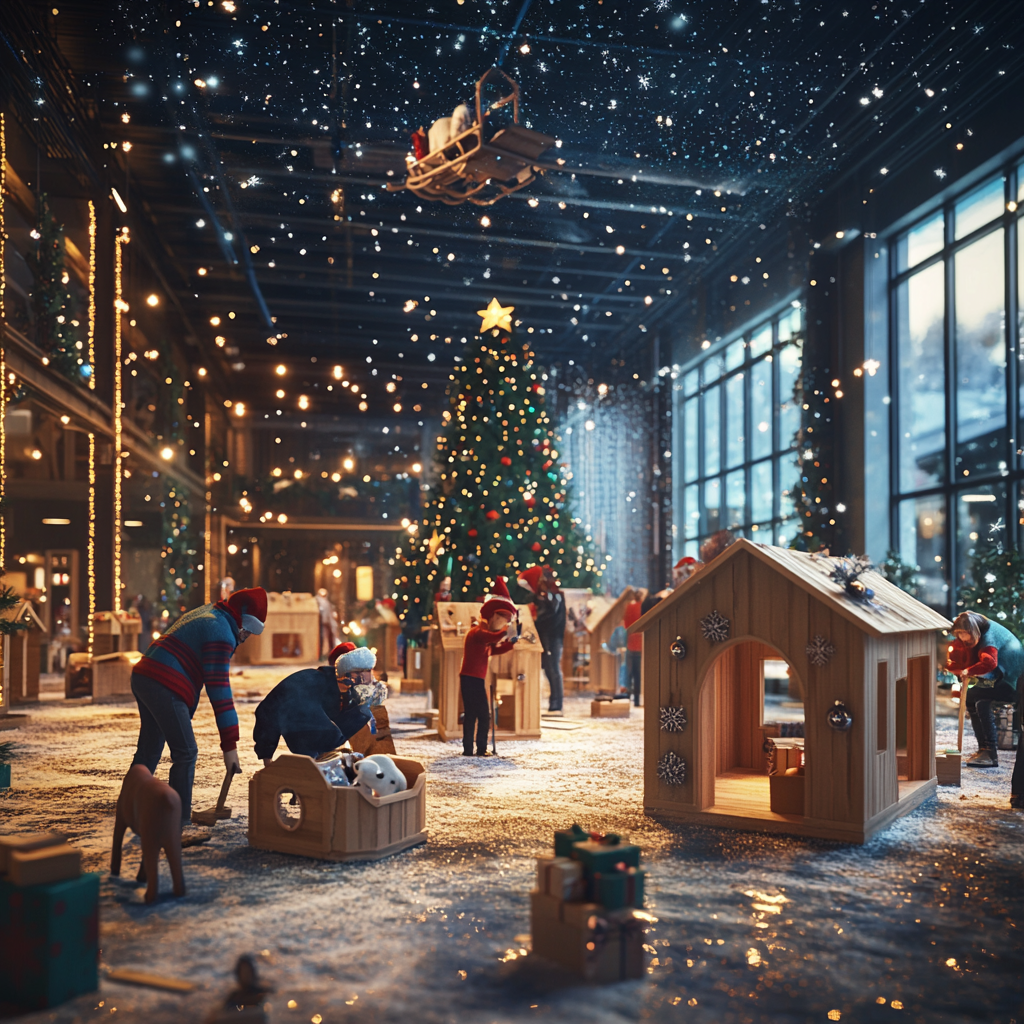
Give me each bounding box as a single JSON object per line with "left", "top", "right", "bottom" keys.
{"left": 531, "top": 823, "right": 647, "bottom": 981}
{"left": 0, "top": 833, "right": 99, "bottom": 1010}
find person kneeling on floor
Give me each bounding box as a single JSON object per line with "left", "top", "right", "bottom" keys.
{"left": 253, "top": 642, "right": 384, "bottom": 765}
{"left": 946, "top": 610, "right": 1024, "bottom": 807}
{"left": 459, "top": 577, "right": 519, "bottom": 757}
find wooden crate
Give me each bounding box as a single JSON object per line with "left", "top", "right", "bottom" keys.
{"left": 248, "top": 753, "right": 426, "bottom": 861}
{"left": 92, "top": 651, "right": 143, "bottom": 701}
{"left": 233, "top": 593, "right": 320, "bottom": 666}
{"left": 591, "top": 699, "right": 630, "bottom": 718}
{"left": 935, "top": 751, "right": 961, "bottom": 787}
{"left": 434, "top": 602, "right": 543, "bottom": 742}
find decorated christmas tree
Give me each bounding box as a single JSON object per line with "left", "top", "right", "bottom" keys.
{"left": 393, "top": 299, "right": 606, "bottom": 625}
{"left": 26, "top": 195, "right": 84, "bottom": 384}
{"left": 957, "top": 540, "right": 1024, "bottom": 640}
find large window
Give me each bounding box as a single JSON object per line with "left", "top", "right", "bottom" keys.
{"left": 891, "top": 165, "right": 1021, "bottom": 612}
{"left": 676, "top": 302, "right": 804, "bottom": 557}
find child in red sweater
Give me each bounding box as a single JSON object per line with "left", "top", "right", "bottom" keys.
{"left": 460, "top": 577, "right": 519, "bottom": 756}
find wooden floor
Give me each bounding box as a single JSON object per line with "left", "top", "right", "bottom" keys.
{"left": 707, "top": 768, "right": 800, "bottom": 821}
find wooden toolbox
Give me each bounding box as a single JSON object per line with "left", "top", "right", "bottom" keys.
{"left": 591, "top": 698, "right": 630, "bottom": 718}
{"left": 248, "top": 754, "right": 427, "bottom": 861}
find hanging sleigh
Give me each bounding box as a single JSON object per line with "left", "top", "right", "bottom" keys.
{"left": 386, "top": 67, "right": 556, "bottom": 207}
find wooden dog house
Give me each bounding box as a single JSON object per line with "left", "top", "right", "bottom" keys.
{"left": 2, "top": 602, "right": 45, "bottom": 705}
{"left": 248, "top": 754, "right": 426, "bottom": 861}
{"left": 587, "top": 587, "right": 640, "bottom": 695}
{"left": 628, "top": 540, "right": 950, "bottom": 843}
{"left": 233, "top": 592, "right": 320, "bottom": 666}
{"left": 433, "top": 601, "right": 544, "bottom": 741}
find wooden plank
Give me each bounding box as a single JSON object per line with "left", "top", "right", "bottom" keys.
{"left": 906, "top": 653, "right": 934, "bottom": 781}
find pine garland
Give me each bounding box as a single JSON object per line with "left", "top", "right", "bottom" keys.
{"left": 26, "top": 195, "right": 86, "bottom": 385}
{"left": 393, "top": 324, "right": 605, "bottom": 625}
{"left": 791, "top": 355, "right": 839, "bottom": 553}
{"left": 154, "top": 478, "right": 199, "bottom": 623}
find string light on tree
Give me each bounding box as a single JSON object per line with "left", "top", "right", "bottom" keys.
{"left": 394, "top": 300, "right": 605, "bottom": 625}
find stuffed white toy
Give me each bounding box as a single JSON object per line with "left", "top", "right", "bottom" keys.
{"left": 352, "top": 754, "right": 408, "bottom": 797}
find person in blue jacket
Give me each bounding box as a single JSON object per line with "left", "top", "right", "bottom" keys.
{"left": 253, "top": 642, "right": 379, "bottom": 764}
{"left": 946, "top": 610, "right": 1024, "bottom": 808}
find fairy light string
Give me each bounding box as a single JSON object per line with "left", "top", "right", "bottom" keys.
{"left": 87, "top": 432, "right": 96, "bottom": 654}
{"left": 0, "top": 112, "right": 7, "bottom": 574}
{"left": 113, "top": 227, "right": 129, "bottom": 607}
{"left": 87, "top": 200, "right": 96, "bottom": 389}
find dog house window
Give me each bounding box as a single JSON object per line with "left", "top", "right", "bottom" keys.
{"left": 674, "top": 299, "right": 805, "bottom": 559}
{"left": 762, "top": 658, "right": 802, "bottom": 723}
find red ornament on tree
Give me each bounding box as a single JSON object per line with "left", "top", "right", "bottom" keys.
{"left": 485, "top": 510, "right": 500, "bottom": 521}
{"left": 468, "top": 528, "right": 478, "bottom": 537}
{"left": 500, "top": 456, "right": 512, "bottom": 466}
{"left": 524, "top": 494, "right": 536, "bottom": 508}
{"left": 531, "top": 541, "right": 541, "bottom": 552}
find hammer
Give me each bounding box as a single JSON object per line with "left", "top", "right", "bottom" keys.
{"left": 192, "top": 764, "right": 242, "bottom": 827}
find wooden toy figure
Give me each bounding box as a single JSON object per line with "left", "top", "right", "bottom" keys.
{"left": 459, "top": 577, "right": 519, "bottom": 756}
{"left": 517, "top": 566, "right": 566, "bottom": 714}
{"left": 111, "top": 764, "right": 185, "bottom": 904}
{"left": 946, "top": 611, "right": 1024, "bottom": 806}
{"left": 129, "top": 587, "right": 267, "bottom": 839}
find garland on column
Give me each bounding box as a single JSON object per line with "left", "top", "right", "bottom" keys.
{"left": 155, "top": 476, "right": 200, "bottom": 625}
{"left": 26, "top": 195, "right": 87, "bottom": 385}
{"left": 790, "top": 357, "right": 839, "bottom": 553}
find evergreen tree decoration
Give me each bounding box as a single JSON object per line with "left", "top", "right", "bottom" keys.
{"left": 25, "top": 195, "right": 85, "bottom": 384}
{"left": 393, "top": 302, "right": 606, "bottom": 625}
{"left": 881, "top": 549, "right": 921, "bottom": 598}
{"left": 957, "top": 542, "right": 1024, "bottom": 641}
{"left": 154, "top": 478, "right": 199, "bottom": 623}
{"left": 0, "top": 582, "right": 29, "bottom": 639}
{"left": 791, "top": 355, "right": 838, "bottom": 553}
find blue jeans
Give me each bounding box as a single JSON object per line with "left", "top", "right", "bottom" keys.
{"left": 131, "top": 673, "right": 198, "bottom": 825}
{"left": 542, "top": 637, "right": 564, "bottom": 711}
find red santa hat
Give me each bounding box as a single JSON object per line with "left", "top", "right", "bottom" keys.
{"left": 480, "top": 576, "right": 517, "bottom": 621}
{"left": 330, "top": 641, "right": 376, "bottom": 676}
{"left": 516, "top": 566, "right": 544, "bottom": 594}
{"left": 224, "top": 587, "right": 268, "bottom": 634}
{"left": 674, "top": 556, "right": 698, "bottom": 570}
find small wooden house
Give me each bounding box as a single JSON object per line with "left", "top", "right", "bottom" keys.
{"left": 628, "top": 540, "right": 950, "bottom": 843}
{"left": 588, "top": 587, "right": 640, "bottom": 694}
{"left": 433, "top": 601, "right": 544, "bottom": 741}
{"left": 233, "top": 592, "right": 320, "bottom": 666}
{"left": 3, "top": 602, "right": 46, "bottom": 705}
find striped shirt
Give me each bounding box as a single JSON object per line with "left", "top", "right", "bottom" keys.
{"left": 133, "top": 603, "right": 240, "bottom": 751}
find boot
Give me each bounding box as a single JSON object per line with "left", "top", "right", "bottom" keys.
{"left": 1009, "top": 794, "right": 1024, "bottom": 809}
{"left": 966, "top": 748, "right": 998, "bottom": 767}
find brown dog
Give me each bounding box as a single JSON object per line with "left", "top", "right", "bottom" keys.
{"left": 111, "top": 764, "right": 185, "bottom": 904}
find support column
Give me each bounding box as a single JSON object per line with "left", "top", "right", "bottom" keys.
{"left": 92, "top": 198, "right": 115, "bottom": 611}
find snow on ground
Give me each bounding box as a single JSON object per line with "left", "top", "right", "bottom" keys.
{"left": 1, "top": 673, "right": 1023, "bottom": 1024}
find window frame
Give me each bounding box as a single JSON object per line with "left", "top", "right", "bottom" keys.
{"left": 887, "top": 164, "right": 1020, "bottom": 614}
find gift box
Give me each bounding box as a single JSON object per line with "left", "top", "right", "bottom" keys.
{"left": 0, "top": 873, "right": 100, "bottom": 1009}
{"left": 553, "top": 824, "right": 590, "bottom": 858}
{"left": 536, "top": 855, "right": 586, "bottom": 901}
{"left": 530, "top": 890, "right": 644, "bottom": 981}
{"left": 570, "top": 837, "right": 641, "bottom": 875}
{"left": 590, "top": 866, "right": 646, "bottom": 910}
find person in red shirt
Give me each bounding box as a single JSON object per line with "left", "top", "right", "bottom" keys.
{"left": 459, "top": 577, "right": 519, "bottom": 756}
{"left": 622, "top": 588, "right": 646, "bottom": 707}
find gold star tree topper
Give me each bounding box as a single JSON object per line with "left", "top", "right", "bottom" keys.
{"left": 477, "top": 297, "right": 514, "bottom": 334}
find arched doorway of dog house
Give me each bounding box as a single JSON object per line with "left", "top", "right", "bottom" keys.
{"left": 696, "top": 640, "right": 806, "bottom": 819}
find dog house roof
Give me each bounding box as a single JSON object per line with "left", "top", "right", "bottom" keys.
{"left": 628, "top": 539, "right": 951, "bottom": 639}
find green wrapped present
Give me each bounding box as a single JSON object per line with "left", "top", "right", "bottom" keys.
{"left": 570, "top": 837, "right": 641, "bottom": 875}
{"left": 553, "top": 823, "right": 589, "bottom": 858}
{"left": 591, "top": 867, "right": 646, "bottom": 910}
{"left": 0, "top": 873, "right": 99, "bottom": 1009}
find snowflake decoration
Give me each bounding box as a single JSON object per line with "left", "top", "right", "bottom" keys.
{"left": 638, "top": 75, "right": 651, "bottom": 90}
{"left": 700, "top": 609, "right": 730, "bottom": 644}
{"left": 659, "top": 706, "right": 687, "bottom": 733}
{"left": 657, "top": 751, "right": 687, "bottom": 786}
{"left": 806, "top": 635, "right": 836, "bottom": 667}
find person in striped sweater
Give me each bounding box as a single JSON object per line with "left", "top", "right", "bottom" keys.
{"left": 129, "top": 587, "right": 268, "bottom": 833}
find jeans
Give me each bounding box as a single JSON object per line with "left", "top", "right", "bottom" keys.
{"left": 131, "top": 673, "right": 198, "bottom": 826}
{"left": 965, "top": 679, "right": 1024, "bottom": 795}
{"left": 626, "top": 650, "right": 642, "bottom": 706}
{"left": 460, "top": 675, "right": 490, "bottom": 754}
{"left": 541, "top": 636, "right": 564, "bottom": 712}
